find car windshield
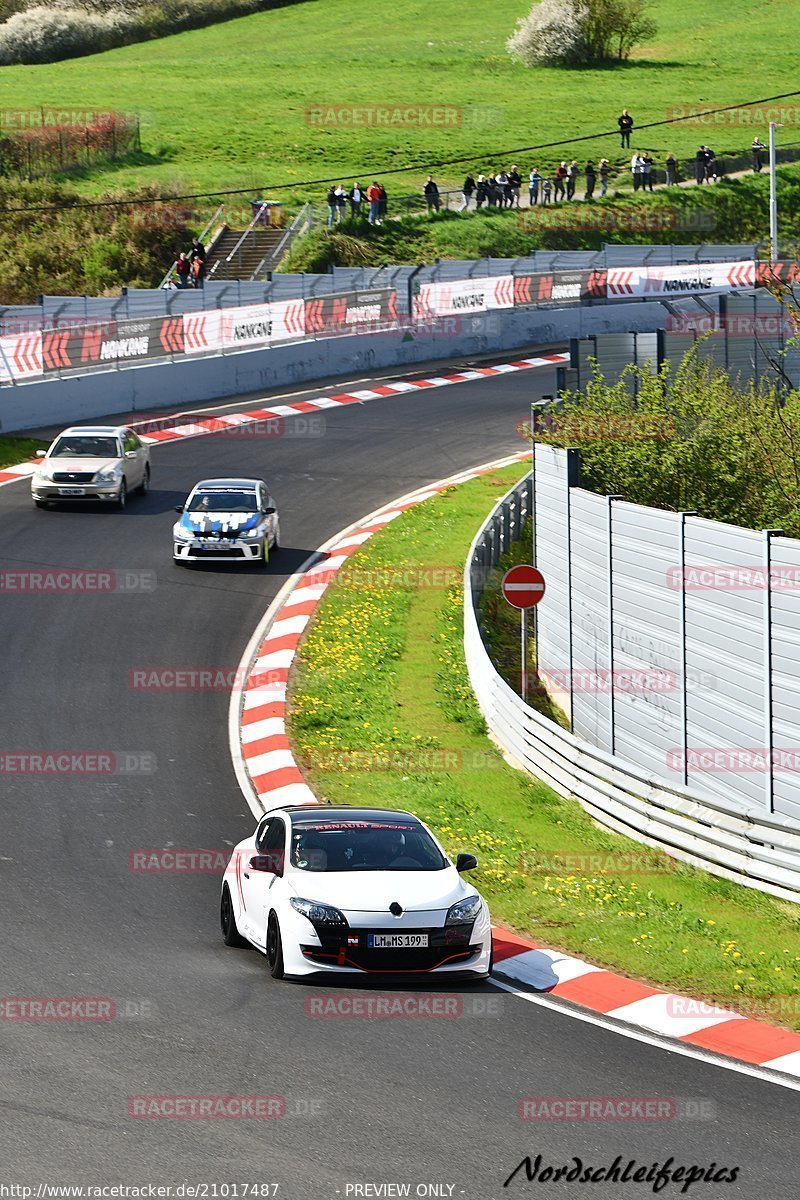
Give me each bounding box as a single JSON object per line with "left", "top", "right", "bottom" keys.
{"left": 187, "top": 490, "right": 259, "bottom": 513}
{"left": 51, "top": 436, "right": 119, "bottom": 458}
{"left": 290, "top": 819, "right": 447, "bottom": 873}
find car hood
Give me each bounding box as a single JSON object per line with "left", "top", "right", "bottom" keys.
{"left": 44, "top": 456, "right": 119, "bottom": 474}
{"left": 179, "top": 510, "right": 263, "bottom": 536}
{"left": 287, "top": 867, "right": 474, "bottom": 913}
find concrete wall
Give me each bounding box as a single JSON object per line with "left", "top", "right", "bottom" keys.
{"left": 0, "top": 300, "right": 669, "bottom": 434}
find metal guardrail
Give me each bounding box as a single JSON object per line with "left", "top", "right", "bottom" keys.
{"left": 464, "top": 474, "right": 800, "bottom": 903}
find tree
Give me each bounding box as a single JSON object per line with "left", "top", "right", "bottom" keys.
{"left": 508, "top": 0, "right": 656, "bottom": 66}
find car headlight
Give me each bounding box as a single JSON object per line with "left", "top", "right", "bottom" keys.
{"left": 446, "top": 894, "right": 483, "bottom": 925}
{"left": 173, "top": 525, "right": 193, "bottom": 541}
{"left": 240, "top": 524, "right": 265, "bottom": 540}
{"left": 95, "top": 465, "right": 122, "bottom": 484}
{"left": 290, "top": 897, "right": 347, "bottom": 926}
{"left": 33, "top": 468, "right": 53, "bottom": 482}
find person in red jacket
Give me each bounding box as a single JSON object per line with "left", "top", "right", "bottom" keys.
{"left": 367, "top": 181, "right": 382, "bottom": 225}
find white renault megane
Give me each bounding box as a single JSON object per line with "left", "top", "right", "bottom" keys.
{"left": 220, "top": 806, "right": 492, "bottom": 980}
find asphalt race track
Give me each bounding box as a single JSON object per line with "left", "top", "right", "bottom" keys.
{"left": 1, "top": 361, "right": 799, "bottom": 1199}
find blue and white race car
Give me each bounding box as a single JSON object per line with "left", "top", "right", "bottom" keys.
{"left": 173, "top": 477, "right": 280, "bottom": 565}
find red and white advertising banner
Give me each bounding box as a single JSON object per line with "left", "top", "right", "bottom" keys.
{"left": 0, "top": 332, "right": 43, "bottom": 382}
{"left": 607, "top": 260, "right": 755, "bottom": 300}
{"left": 415, "top": 275, "right": 515, "bottom": 319}
{"left": 183, "top": 310, "right": 222, "bottom": 356}
{"left": 218, "top": 299, "right": 306, "bottom": 350}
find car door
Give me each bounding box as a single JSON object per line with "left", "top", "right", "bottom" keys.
{"left": 238, "top": 817, "right": 286, "bottom": 949}
{"left": 260, "top": 482, "right": 278, "bottom": 545}
{"left": 123, "top": 432, "right": 143, "bottom": 487}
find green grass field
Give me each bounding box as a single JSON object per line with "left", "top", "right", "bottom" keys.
{"left": 4, "top": 0, "right": 800, "bottom": 201}
{"left": 288, "top": 465, "right": 800, "bottom": 1027}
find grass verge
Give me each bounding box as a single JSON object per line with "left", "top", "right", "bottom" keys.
{"left": 288, "top": 462, "right": 800, "bottom": 1028}
{"left": 0, "top": 435, "right": 38, "bottom": 470}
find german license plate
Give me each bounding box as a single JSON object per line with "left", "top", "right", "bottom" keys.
{"left": 368, "top": 933, "right": 428, "bottom": 949}
{"left": 57, "top": 487, "right": 85, "bottom": 496}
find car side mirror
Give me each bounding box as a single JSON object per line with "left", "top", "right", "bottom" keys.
{"left": 263, "top": 506, "right": 276, "bottom": 515}
{"left": 36, "top": 449, "right": 47, "bottom": 457}
{"left": 456, "top": 853, "right": 478, "bottom": 873}
{"left": 125, "top": 450, "right": 138, "bottom": 458}
{"left": 250, "top": 853, "right": 283, "bottom": 876}
{"left": 174, "top": 505, "right": 185, "bottom": 514}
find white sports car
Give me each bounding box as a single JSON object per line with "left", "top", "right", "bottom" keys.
{"left": 173, "top": 477, "right": 280, "bottom": 565}
{"left": 220, "top": 805, "right": 492, "bottom": 980}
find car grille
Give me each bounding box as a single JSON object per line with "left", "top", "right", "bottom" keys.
{"left": 52, "top": 472, "right": 95, "bottom": 483}
{"left": 302, "top": 925, "right": 478, "bottom": 972}
{"left": 191, "top": 545, "right": 247, "bottom": 558}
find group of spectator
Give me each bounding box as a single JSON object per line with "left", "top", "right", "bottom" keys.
{"left": 173, "top": 238, "right": 206, "bottom": 288}
{"left": 326, "top": 181, "right": 388, "bottom": 226}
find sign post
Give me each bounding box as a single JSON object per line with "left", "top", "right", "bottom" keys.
{"left": 502, "top": 564, "right": 546, "bottom": 701}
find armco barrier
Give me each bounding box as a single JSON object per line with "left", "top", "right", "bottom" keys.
{"left": 464, "top": 474, "right": 800, "bottom": 903}
{"left": 0, "top": 255, "right": 779, "bottom": 389}
{"left": 0, "top": 298, "right": 673, "bottom": 434}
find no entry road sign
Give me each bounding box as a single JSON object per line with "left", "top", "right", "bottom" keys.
{"left": 502, "top": 564, "right": 546, "bottom": 610}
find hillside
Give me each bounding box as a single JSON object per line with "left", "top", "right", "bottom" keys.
{"left": 1, "top": 0, "right": 798, "bottom": 201}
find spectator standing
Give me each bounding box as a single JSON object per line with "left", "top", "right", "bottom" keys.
{"left": 631, "top": 152, "right": 644, "bottom": 191}
{"left": 598, "top": 159, "right": 611, "bottom": 196}
{"left": 486, "top": 172, "right": 499, "bottom": 206}
{"left": 349, "top": 182, "right": 364, "bottom": 217}
{"left": 460, "top": 172, "right": 475, "bottom": 210}
{"left": 496, "top": 169, "right": 511, "bottom": 207}
{"left": 642, "top": 152, "right": 654, "bottom": 192}
{"left": 335, "top": 184, "right": 348, "bottom": 220}
{"left": 424, "top": 175, "right": 441, "bottom": 212}
{"left": 475, "top": 173, "right": 487, "bottom": 208}
{"left": 528, "top": 167, "right": 542, "bottom": 206}
{"left": 191, "top": 238, "right": 206, "bottom": 288}
{"left": 752, "top": 136, "right": 766, "bottom": 172}
{"left": 694, "top": 146, "right": 707, "bottom": 184}
{"left": 704, "top": 146, "right": 717, "bottom": 182}
{"left": 567, "top": 160, "right": 579, "bottom": 200}
{"left": 554, "top": 162, "right": 568, "bottom": 201}
{"left": 584, "top": 160, "right": 596, "bottom": 200}
{"left": 326, "top": 185, "right": 338, "bottom": 227}
{"left": 175, "top": 252, "right": 191, "bottom": 288}
{"left": 665, "top": 153, "right": 678, "bottom": 185}
{"left": 367, "top": 181, "right": 381, "bottom": 224}
{"left": 541, "top": 176, "right": 552, "bottom": 205}
{"left": 509, "top": 164, "right": 522, "bottom": 207}
{"left": 618, "top": 109, "right": 633, "bottom": 148}
{"left": 377, "top": 183, "right": 388, "bottom": 220}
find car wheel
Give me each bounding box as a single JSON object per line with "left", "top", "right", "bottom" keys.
{"left": 272, "top": 520, "right": 280, "bottom": 551}
{"left": 139, "top": 465, "right": 151, "bottom": 495}
{"left": 220, "top": 885, "right": 246, "bottom": 947}
{"left": 116, "top": 480, "right": 127, "bottom": 510}
{"left": 266, "top": 911, "right": 285, "bottom": 979}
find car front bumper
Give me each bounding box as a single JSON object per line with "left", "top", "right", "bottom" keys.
{"left": 174, "top": 539, "right": 265, "bottom": 563}
{"left": 32, "top": 481, "right": 122, "bottom": 501}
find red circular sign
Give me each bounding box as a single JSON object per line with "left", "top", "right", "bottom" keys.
{"left": 501, "top": 564, "right": 546, "bottom": 609}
